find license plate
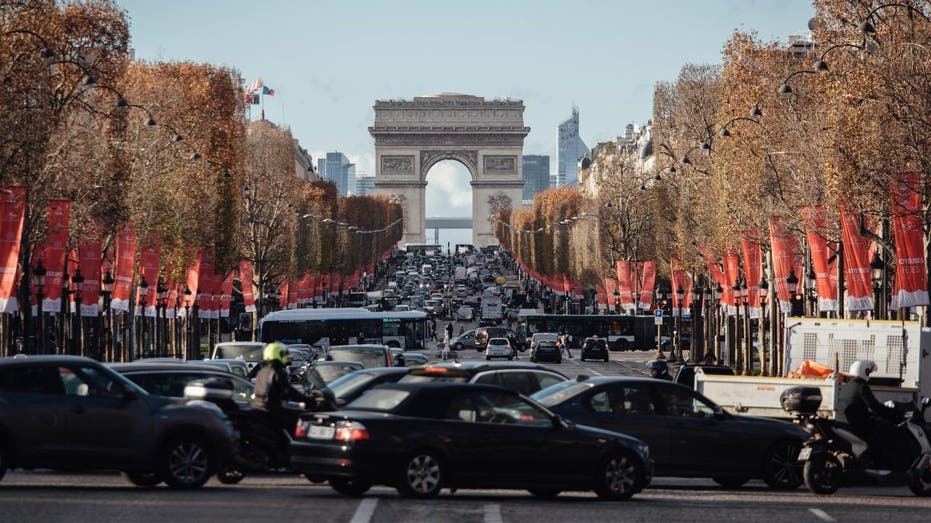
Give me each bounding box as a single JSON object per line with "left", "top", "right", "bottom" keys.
{"left": 797, "top": 447, "right": 812, "bottom": 461}
{"left": 309, "top": 425, "right": 335, "bottom": 440}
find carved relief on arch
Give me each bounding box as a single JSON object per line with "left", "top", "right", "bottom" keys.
{"left": 419, "top": 150, "right": 478, "bottom": 180}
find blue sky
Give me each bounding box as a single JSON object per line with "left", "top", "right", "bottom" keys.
{"left": 116, "top": 0, "right": 816, "bottom": 220}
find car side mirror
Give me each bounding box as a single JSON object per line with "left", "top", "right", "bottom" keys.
{"left": 553, "top": 414, "right": 572, "bottom": 430}
{"left": 712, "top": 406, "right": 728, "bottom": 419}
{"left": 120, "top": 387, "right": 138, "bottom": 403}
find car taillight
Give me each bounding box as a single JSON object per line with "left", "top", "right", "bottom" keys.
{"left": 335, "top": 421, "right": 370, "bottom": 442}
{"left": 294, "top": 420, "right": 309, "bottom": 438}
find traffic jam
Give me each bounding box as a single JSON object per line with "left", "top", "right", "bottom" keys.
{"left": 1, "top": 245, "right": 930, "bottom": 503}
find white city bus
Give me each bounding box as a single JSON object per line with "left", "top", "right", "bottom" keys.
{"left": 259, "top": 308, "right": 429, "bottom": 351}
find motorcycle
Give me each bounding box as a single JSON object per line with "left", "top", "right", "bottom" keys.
{"left": 183, "top": 379, "right": 311, "bottom": 485}
{"left": 781, "top": 386, "right": 931, "bottom": 496}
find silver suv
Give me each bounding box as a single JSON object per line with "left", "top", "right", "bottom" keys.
{"left": 485, "top": 337, "right": 514, "bottom": 360}
{"left": 0, "top": 355, "right": 236, "bottom": 489}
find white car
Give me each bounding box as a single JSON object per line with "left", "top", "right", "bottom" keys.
{"left": 485, "top": 337, "right": 513, "bottom": 360}
{"left": 457, "top": 305, "right": 475, "bottom": 321}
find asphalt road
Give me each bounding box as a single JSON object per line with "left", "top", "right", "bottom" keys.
{"left": 1, "top": 471, "right": 929, "bottom": 523}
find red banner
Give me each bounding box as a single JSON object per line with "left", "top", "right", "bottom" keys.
{"left": 615, "top": 260, "right": 634, "bottom": 310}
{"left": 839, "top": 209, "right": 874, "bottom": 311}
{"left": 723, "top": 250, "right": 740, "bottom": 315}
{"left": 198, "top": 249, "right": 217, "bottom": 319}
{"left": 890, "top": 172, "right": 929, "bottom": 308}
{"left": 111, "top": 223, "right": 136, "bottom": 312}
{"left": 769, "top": 216, "right": 797, "bottom": 313}
{"left": 802, "top": 206, "right": 839, "bottom": 312}
{"left": 279, "top": 281, "right": 289, "bottom": 309}
{"left": 638, "top": 260, "right": 656, "bottom": 311}
{"left": 239, "top": 260, "right": 256, "bottom": 312}
{"left": 42, "top": 200, "right": 70, "bottom": 311}
{"left": 78, "top": 225, "right": 102, "bottom": 317}
{"left": 741, "top": 233, "right": 763, "bottom": 317}
{"left": 219, "top": 271, "right": 234, "bottom": 318}
{"left": 0, "top": 187, "right": 26, "bottom": 313}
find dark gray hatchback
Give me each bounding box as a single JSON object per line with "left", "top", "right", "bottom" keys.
{"left": 0, "top": 355, "right": 236, "bottom": 489}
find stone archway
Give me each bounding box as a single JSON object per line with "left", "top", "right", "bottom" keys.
{"left": 370, "top": 93, "right": 529, "bottom": 247}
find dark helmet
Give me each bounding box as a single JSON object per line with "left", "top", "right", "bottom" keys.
{"left": 647, "top": 359, "right": 669, "bottom": 378}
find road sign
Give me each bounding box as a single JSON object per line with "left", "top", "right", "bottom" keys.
{"left": 654, "top": 310, "right": 663, "bottom": 325}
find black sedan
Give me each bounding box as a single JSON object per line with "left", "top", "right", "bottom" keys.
{"left": 580, "top": 337, "right": 609, "bottom": 362}
{"left": 532, "top": 376, "right": 808, "bottom": 489}
{"left": 529, "top": 341, "right": 561, "bottom": 364}
{"left": 290, "top": 382, "right": 653, "bottom": 500}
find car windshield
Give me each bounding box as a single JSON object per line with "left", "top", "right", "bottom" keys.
{"left": 531, "top": 380, "right": 593, "bottom": 406}
{"left": 345, "top": 388, "right": 410, "bottom": 412}
{"left": 308, "top": 364, "right": 360, "bottom": 387}
{"left": 327, "top": 348, "right": 386, "bottom": 368}
{"left": 213, "top": 344, "right": 264, "bottom": 361}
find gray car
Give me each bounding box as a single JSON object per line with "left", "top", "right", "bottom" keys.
{"left": 448, "top": 329, "right": 478, "bottom": 351}
{"left": 0, "top": 355, "right": 236, "bottom": 489}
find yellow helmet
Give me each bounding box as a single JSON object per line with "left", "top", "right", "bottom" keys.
{"left": 263, "top": 342, "right": 289, "bottom": 365}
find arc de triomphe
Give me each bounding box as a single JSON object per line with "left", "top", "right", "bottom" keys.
{"left": 369, "top": 93, "right": 529, "bottom": 247}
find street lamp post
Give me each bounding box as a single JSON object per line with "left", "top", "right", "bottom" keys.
{"left": 870, "top": 249, "right": 886, "bottom": 320}
{"left": 759, "top": 276, "right": 770, "bottom": 376}
{"left": 156, "top": 279, "right": 167, "bottom": 357}
{"left": 138, "top": 276, "right": 148, "bottom": 358}
{"left": 59, "top": 269, "right": 70, "bottom": 355}
{"left": 100, "top": 270, "right": 113, "bottom": 361}
{"left": 33, "top": 262, "right": 46, "bottom": 354}
{"left": 71, "top": 269, "right": 84, "bottom": 356}
{"left": 183, "top": 286, "right": 192, "bottom": 359}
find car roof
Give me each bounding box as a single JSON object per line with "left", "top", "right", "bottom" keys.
{"left": 314, "top": 360, "right": 364, "bottom": 367}
{"left": 576, "top": 375, "right": 681, "bottom": 386}
{"left": 410, "top": 361, "right": 567, "bottom": 377}
{"left": 369, "top": 381, "right": 512, "bottom": 394}
{"left": 0, "top": 355, "right": 96, "bottom": 366}
{"left": 109, "top": 362, "right": 234, "bottom": 373}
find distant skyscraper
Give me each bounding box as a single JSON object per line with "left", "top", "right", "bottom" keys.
{"left": 522, "top": 155, "right": 549, "bottom": 202}
{"left": 317, "top": 152, "right": 356, "bottom": 196}
{"left": 355, "top": 175, "right": 375, "bottom": 196}
{"left": 557, "top": 106, "right": 590, "bottom": 187}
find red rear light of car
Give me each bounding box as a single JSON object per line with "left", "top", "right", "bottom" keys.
{"left": 335, "top": 421, "right": 370, "bottom": 442}
{"left": 294, "top": 420, "right": 309, "bottom": 438}
{"left": 422, "top": 366, "right": 448, "bottom": 375}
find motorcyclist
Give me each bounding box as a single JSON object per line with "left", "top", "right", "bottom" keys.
{"left": 250, "top": 342, "right": 334, "bottom": 431}
{"left": 647, "top": 359, "right": 672, "bottom": 380}
{"left": 838, "top": 360, "right": 900, "bottom": 467}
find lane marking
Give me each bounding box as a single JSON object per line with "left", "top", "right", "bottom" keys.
{"left": 808, "top": 508, "right": 835, "bottom": 522}
{"left": 483, "top": 503, "right": 503, "bottom": 523}
{"left": 349, "top": 498, "right": 378, "bottom": 523}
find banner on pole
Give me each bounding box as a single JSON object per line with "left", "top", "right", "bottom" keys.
{"left": 890, "top": 172, "right": 929, "bottom": 308}
{"left": 802, "top": 206, "right": 839, "bottom": 312}
{"left": 840, "top": 209, "right": 874, "bottom": 311}
{"left": 78, "top": 225, "right": 102, "bottom": 317}
{"left": 0, "top": 187, "right": 26, "bottom": 313}
{"left": 42, "top": 200, "right": 70, "bottom": 312}
{"left": 239, "top": 260, "right": 256, "bottom": 312}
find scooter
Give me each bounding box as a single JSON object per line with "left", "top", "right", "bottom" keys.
{"left": 183, "top": 379, "right": 311, "bottom": 485}
{"left": 782, "top": 386, "right": 931, "bottom": 496}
